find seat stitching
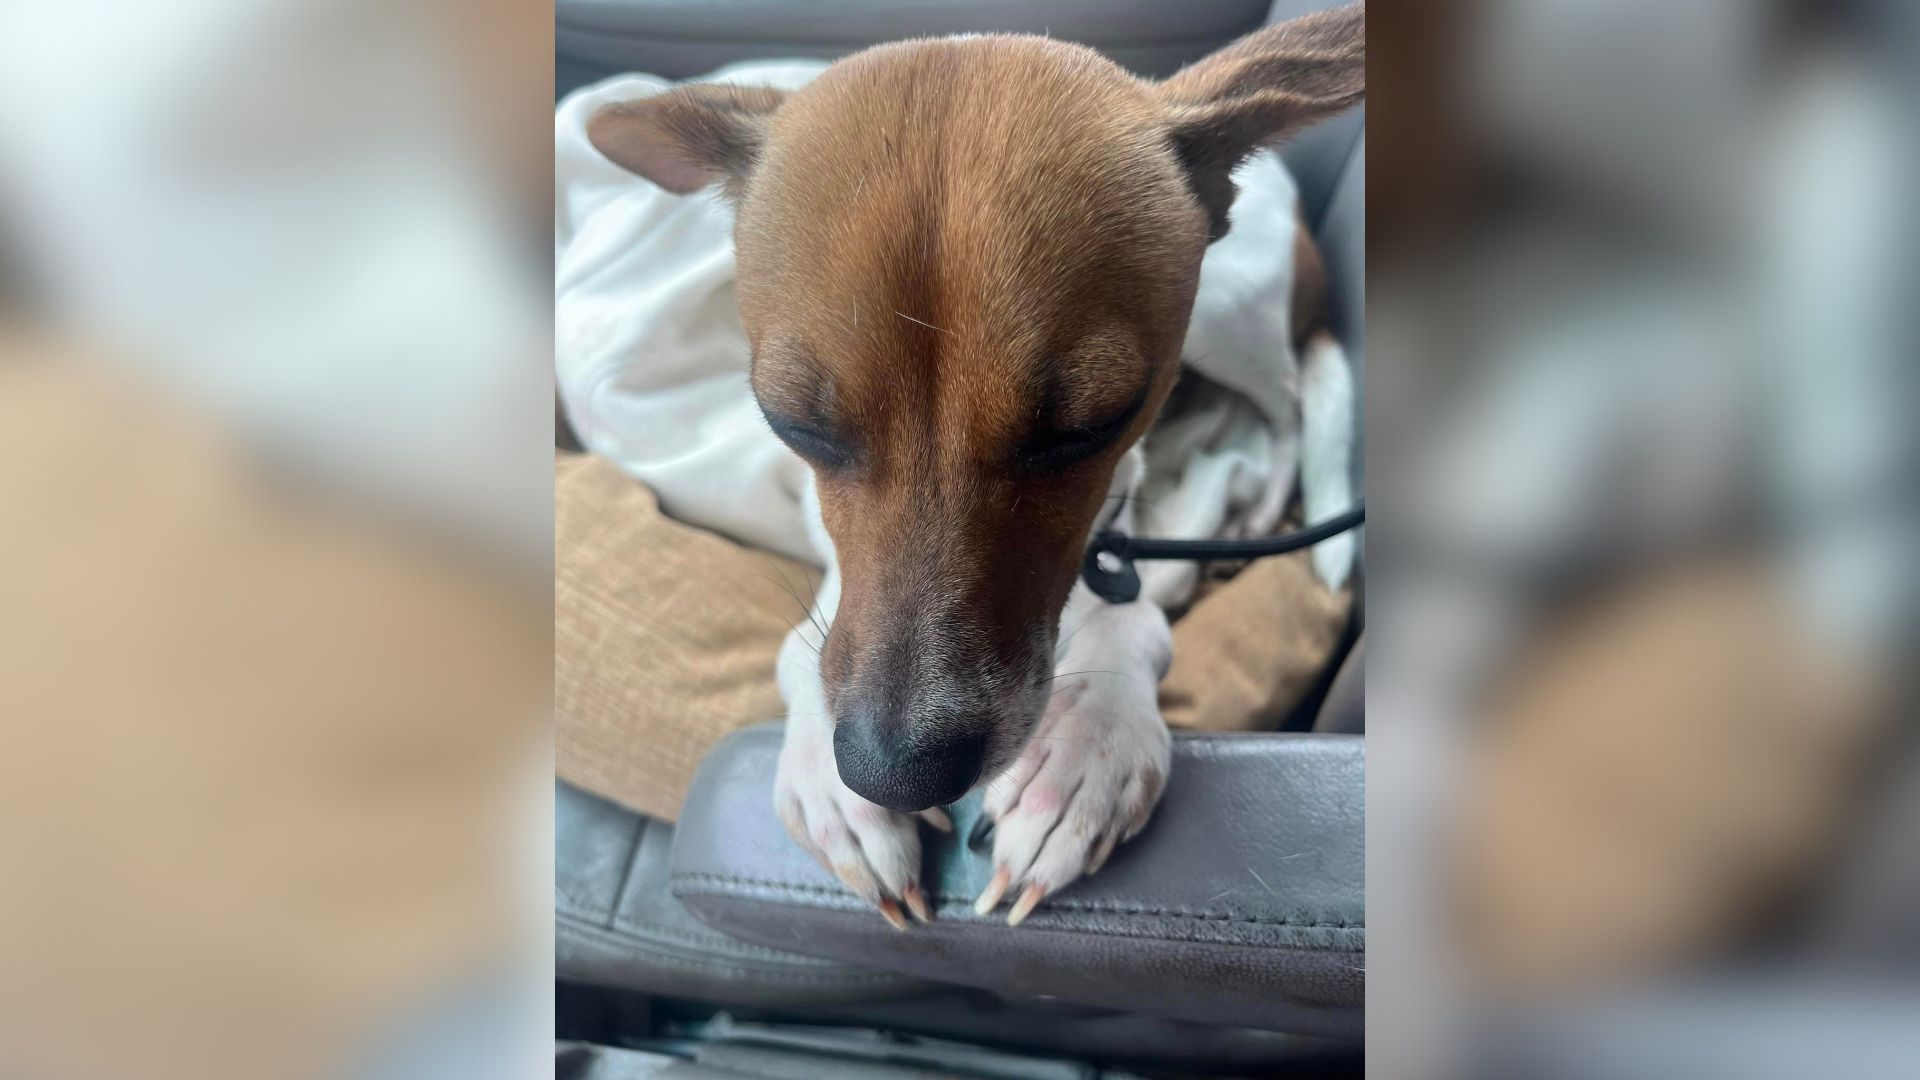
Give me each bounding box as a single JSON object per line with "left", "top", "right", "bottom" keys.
{"left": 671, "top": 872, "right": 1364, "bottom": 929}
{"left": 559, "top": 915, "right": 916, "bottom": 986}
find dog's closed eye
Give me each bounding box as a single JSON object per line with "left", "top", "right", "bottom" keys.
{"left": 764, "top": 411, "right": 855, "bottom": 470}
{"left": 1016, "top": 384, "right": 1148, "bottom": 474}
{"left": 1017, "top": 422, "right": 1125, "bottom": 473}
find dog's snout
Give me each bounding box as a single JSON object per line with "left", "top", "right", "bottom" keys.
{"left": 833, "top": 717, "right": 984, "bottom": 812}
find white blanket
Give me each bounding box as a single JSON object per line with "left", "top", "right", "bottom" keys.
{"left": 556, "top": 60, "right": 1341, "bottom": 609}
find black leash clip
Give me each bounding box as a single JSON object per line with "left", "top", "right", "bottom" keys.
{"left": 1082, "top": 533, "right": 1145, "bottom": 604}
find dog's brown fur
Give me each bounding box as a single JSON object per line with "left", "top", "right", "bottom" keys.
{"left": 738, "top": 38, "right": 1208, "bottom": 733}
{"left": 590, "top": 5, "right": 1364, "bottom": 790}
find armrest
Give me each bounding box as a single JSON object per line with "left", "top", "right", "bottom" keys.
{"left": 556, "top": 781, "right": 936, "bottom": 1006}
{"left": 669, "top": 723, "right": 1364, "bottom": 1038}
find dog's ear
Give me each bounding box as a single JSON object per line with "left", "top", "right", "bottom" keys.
{"left": 1156, "top": 3, "right": 1364, "bottom": 240}
{"left": 587, "top": 83, "right": 788, "bottom": 196}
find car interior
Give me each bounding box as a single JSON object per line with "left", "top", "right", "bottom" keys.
{"left": 555, "top": 3, "right": 1366, "bottom": 1076}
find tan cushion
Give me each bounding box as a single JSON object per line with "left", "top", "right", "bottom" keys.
{"left": 556, "top": 453, "right": 818, "bottom": 821}
{"left": 1161, "top": 551, "right": 1352, "bottom": 730}
{"left": 1457, "top": 561, "right": 1880, "bottom": 987}
{"left": 0, "top": 350, "right": 547, "bottom": 1079}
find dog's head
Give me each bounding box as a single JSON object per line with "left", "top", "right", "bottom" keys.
{"left": 590, "top": 6, "right": 1363, "bottom": 810}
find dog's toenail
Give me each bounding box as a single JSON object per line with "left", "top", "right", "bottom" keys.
{"left": 878, "top": 899, "right": 910, "bottom": 931}
{"left": 974, "top": 866, "right": 1010, "bottom": 914}
{"left": 902, "top": 884, "right": 932, "bottom": 924}
{"left": 1007, "top": 884, "right": 1044, "bottom": 927}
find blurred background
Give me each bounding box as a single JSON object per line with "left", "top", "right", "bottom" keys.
{"left": 1366, "top": 1, "right": 1918, "bottom": 1077}
{"left": 0, "top": 2, "right": 553, "bottom": 1079}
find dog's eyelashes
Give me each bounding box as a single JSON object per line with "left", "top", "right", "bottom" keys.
{"left": 1017, "top": 381, "right": 1151, "bottom": 473}
{"left": 783, "top": 428, "right": 852, "bottom": 470}
{"left": 765, "top": 413, "right": 855, "bottom": 470}
{"left": 1016, "top": 406, "right": 1139, "bottom": 472}
{"left": 1016, "top": 427, "right": 1116, "bottom": 473}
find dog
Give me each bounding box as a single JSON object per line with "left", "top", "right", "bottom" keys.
{"left": 585, "top": 4, "right": 1364, "bottom": 928}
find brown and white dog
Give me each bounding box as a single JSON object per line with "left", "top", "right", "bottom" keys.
{"left": 587, "top": 5, "right": 1364, "bottom": 928}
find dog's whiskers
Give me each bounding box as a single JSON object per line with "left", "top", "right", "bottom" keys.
{"left": 1054, "top": 613, "right": 1096, "bottom": 655}
{"left": 796, "top": 564, "right": 832, "bottom": 641}
{"left": 1047, "top": 669, "right": 1127, "bottom": 682}
{"left": 759, "top": 555, "right": 831, "bottom": 644}
{"left": 748, "top": 568, "right": 823, "bottom": 652}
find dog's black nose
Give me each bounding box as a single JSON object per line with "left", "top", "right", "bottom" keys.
{"left": 833, "top": 719, "right": 984, "bottom": 812}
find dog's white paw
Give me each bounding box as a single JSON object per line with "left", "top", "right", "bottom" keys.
{"left": 773, "top": 727, "right": 951, "bottom": 929}
{"left": 972, "top": 668, "right": 1171, "bottom": 925}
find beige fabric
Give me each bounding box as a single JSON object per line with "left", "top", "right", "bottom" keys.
{"left": 556, "top": 453, "right": 818, "bottom": 822}
{"left": 1161, "top": 551, "right": 1353, "bottom": 730}
{"left": 0, "top": 350, "right": 547, "bottom": 1080}
{"left": 1457, "top": 561, "right": 1882, "bottom": 987}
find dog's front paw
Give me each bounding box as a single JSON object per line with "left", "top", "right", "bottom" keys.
{"left": 773, "top": 731, "right": 952, "bottom": 929}
{"left": 972, "top": 672, "right": 1171, "bottom": 925}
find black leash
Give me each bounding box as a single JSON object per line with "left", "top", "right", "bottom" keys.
{"left": 1081, "top": 502, "right": 1365, "bottom": 603}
